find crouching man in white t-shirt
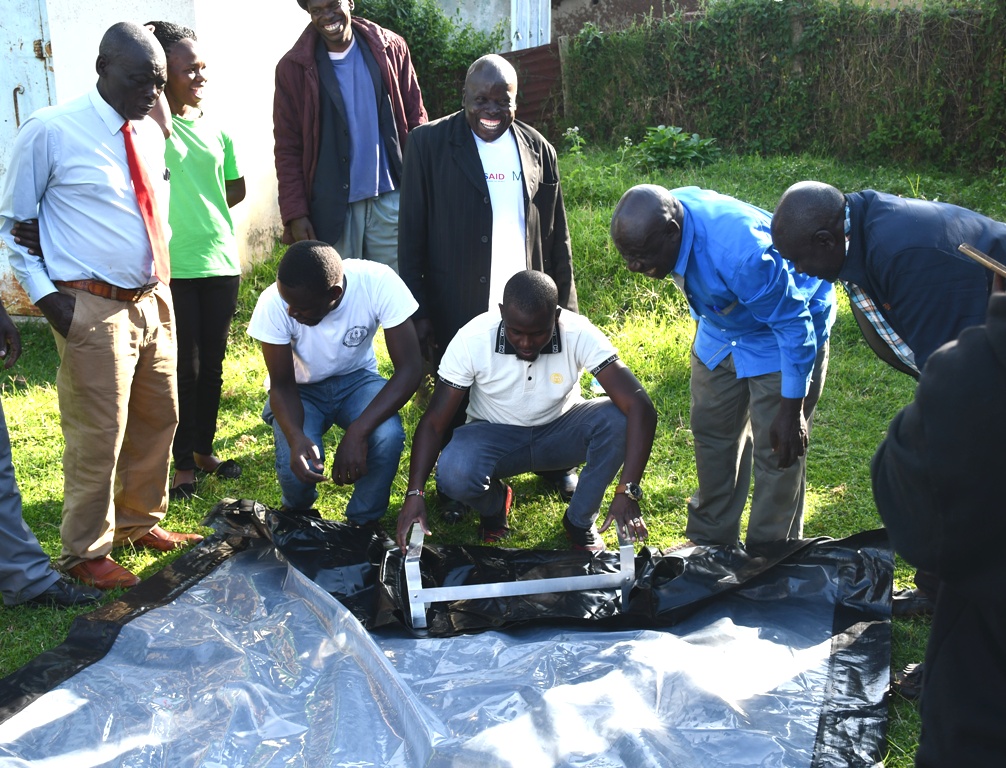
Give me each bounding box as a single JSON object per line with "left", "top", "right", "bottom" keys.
{"left": 395, "top": 270, "right": 657, "bottom": 553}
{"left": 248, "top": 241, "right": 422, "bottom": 527}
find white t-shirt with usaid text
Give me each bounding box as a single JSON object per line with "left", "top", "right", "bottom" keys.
{"left": 438, "top": 308, "right": 619, "bottom": 427}
{"left": 247, "top": 259, "right": 418, "bottom": 385}
{"left": 474, "top": 129, "right": 526, "bottom": 310}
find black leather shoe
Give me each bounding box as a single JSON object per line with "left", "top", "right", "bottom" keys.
{"left": 437, "top": 491, "right": 470, "bottom": 525}
{"left": 892, "top": 662, "right": 924, "bottom": 700}
{"left": 562, "top": 512, "right": 605, "bottom": 553}
{"left": 892, "top": 587, "right": 935, "bottom": 617}
{"left": 19, "top": 576, "right": 103, "bottom": 608}
{"left": 538, "top": 468, "right": 578, "bottom": 503}
{"left": 479, "top": 485, "right": 514, "bottom": 543}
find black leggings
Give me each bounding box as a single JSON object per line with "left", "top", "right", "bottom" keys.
{"left": 169, "top": 275, "right": 240, "bottom": 471}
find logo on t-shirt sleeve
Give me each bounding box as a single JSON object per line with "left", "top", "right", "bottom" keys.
{"left": 343, "top": 326, "right": 370, "bottom": 347}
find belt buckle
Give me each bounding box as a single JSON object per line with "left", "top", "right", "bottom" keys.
{"left": 136, "top": 282, "right": 158, "bottom": 299}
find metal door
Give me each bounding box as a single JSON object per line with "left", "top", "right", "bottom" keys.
{"left": 511, "top": 0, "right": 550, "bottom": 51}
{"left": 1, "top": 0, "right": 53, "bottom": 315}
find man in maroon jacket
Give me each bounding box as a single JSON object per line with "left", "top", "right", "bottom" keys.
{"left": 274, "top": 0, "right": 427, "bottom": 273}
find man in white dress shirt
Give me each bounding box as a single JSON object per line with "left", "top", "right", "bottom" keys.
{"left": 0, "top": 21, "right": 201, "bottom": 591}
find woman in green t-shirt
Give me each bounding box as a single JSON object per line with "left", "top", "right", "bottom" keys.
{"left": 149, "top": 22, "right": 247, "bottom": 500}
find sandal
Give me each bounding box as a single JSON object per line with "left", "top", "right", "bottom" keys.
{"left": 169, "top": 483, "right": 196, "bottom": 501}
{"left": 196, "top": 459, "right": 242, "bottom": 479}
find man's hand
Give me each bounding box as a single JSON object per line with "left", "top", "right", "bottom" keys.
{"left": 770, "top": 396, "right": 808, "bottom": 469}
{"left": 35, "top": 292, "right": 75, "bottom": 339}
{"left": 414, "top": 318, "right": 439, "bottom": 362}
{"left": 0, "top": 307, "right": 22, "bottom": 370}
{"left": 11, "top": 219, "right": 42, "bottom": 256}
{"left": 289, "top": 217, "right": 316, "bottom": 243}
{"left": 599, "top": 493, "right": 648, "bottom": 543}
{"left": 331, "top": 424, "right": 369, "bottom": 485}
{"left": 289, "top": 434, "right": 328, "bottom": 484}
{"left": 396, "top": 495, "right": 430, "bottom": 553}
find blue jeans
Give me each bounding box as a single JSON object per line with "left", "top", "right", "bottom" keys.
{"left": 262, "top": 368, "right": 405, "bottom": 522}
{"left": 436, "top": 399, "right": 627, "bottom": 529}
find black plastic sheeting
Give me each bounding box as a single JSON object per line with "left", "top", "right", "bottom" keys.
{"left": 0, "top": 500, "right": 894, "bottom": 767}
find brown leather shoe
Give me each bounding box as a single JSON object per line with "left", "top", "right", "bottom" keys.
{"left": 66, "top": 557, "right": 140, "bottom": 590}
{"left": 133, "top": 525, "right": 204, "bottom": 552}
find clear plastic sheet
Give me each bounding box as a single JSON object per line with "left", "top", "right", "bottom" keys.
{"left": 0, "top": 509, "right": 892, "bottom": 767}
{"left": 0, "top": 546, "right": 437, "bottom": 767}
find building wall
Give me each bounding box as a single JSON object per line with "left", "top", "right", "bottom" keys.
{"left": 435, "top": 0, "right": 512, "bottom": 49}
{"left": 190, "top": 2, "right": 308, "bottom": 262}
{"left": 2, "top": 0, "right": 308, "bottom": 314}
{"left": 48, "top": 0, "right": 307, "bottom": 270}
{"left": 44, "top": 0, "right": 196, "bottom": 102}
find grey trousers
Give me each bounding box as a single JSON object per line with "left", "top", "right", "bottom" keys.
{"left": 685, "top": 341, "right": 829, "bottom": 548}
{"left": 334, "top": 190, "right": 401, "bottom": 274}
{"left": 0, "top": 400, "right": 60, "bottom": 605}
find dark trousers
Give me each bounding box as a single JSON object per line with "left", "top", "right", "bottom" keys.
{"left": 170, "top": 275, "right": 240, "bottom": 471}
{"left": 916, "top": 582, "right": 1006, "bottom": 766}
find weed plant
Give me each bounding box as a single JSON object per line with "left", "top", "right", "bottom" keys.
{"left": 0, "top": 151, "right": 984, "bottom": 765}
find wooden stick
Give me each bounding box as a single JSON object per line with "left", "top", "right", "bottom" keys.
{"left": 958, "top": 243, "right": 1006, "bottom": 278}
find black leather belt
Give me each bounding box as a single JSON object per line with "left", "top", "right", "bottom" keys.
{"left": 54, "top": 279, "right": 158, "bottom": 302}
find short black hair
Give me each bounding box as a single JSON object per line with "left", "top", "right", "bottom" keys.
{"left": 278, "top": 241, "right": 344, "bottom": 292}
{"left": 296, "top": 0, "right": 309, "bottom": 10}
{"left": 771, "top": 181, "right": 846, "bottom": 252}
{"left": 98, "top": 21, "right": 161, "bottom": 66}
{"left": 145, "top": 20, "right": 197, "bottom": 56}
{"left": 502, "top": 270, "right": 558, "bottom": 316}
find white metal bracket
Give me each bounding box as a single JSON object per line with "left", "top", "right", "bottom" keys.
{"left": 403, "top": 524, "right": 636, "bottom": 631}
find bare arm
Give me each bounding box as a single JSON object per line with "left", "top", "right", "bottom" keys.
{"left": 10, "top": 219, "right": 41, "bottom": 256}
{"left": 594, "top": 361, "right": 657, "bottom": 541}
{"left": 395, "top": 380, "right": 467, "bottom": 551}
{"left": 330, "top": 319, "right": 422, "bottom": 485}
{"left": 261, "top": 341, "right": 327, "bottom": 485}
{"left": 7, "top": 221, "right": 74, "bottom": 337}
{"left": 225, "top": 177, "right": 246, "bottom": 208}
{"left": 769, "top": 396, "right": 808, "bottom": 469}
{"left": 149, "top": 93, "right": 172, "bottom": 139}
{"left": 0, "top": 302, "right": 22, "bottom": 369}
{"left": 35, "top": 292, "right": 75, "bottom": 339}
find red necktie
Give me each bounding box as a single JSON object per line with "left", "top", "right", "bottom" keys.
{"left": 121, "top": 121, "right": 171, "bottom": 284}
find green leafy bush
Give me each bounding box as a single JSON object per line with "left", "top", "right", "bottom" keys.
{"left": 634, "top": 125, "right": 721, "bottom": 168}
{"left": 561, "top": 0, "right": 1006, "bottom": 171}
{"left": 355, "top": 0, "right": 505, "bottom": 120}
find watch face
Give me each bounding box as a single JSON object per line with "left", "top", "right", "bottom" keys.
{"left": 625, "top": 482, "right": 643, "bottom": 501}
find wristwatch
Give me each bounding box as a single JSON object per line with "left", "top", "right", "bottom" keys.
{"left": 615, "top": 482, "right": 643, "bottom": 502}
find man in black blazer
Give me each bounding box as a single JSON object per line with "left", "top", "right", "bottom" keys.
{"left": 398, "top": 54, "right": 579, "bottom": 515}
{"left": 872, "top": 292, "right": 1006, "bottom": 766}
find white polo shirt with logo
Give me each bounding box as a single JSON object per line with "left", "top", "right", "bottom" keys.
{"left": 248, "top": 259, "right": 418, "bottom": 385}
{"left": 438, "top": 308, "right": 619, "bottom": 427}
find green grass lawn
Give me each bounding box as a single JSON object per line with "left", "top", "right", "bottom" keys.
{"left": 4, "top": 150, "right": 988, "bottom": 764}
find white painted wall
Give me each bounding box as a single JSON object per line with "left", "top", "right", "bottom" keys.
{"left": 2, "top": 0, "right": 310, "bottom": 314}
{"left": 435, "top": 0, "right": 511, "bottom": 50}
{"left": 44, "top": 0, "right": 196, "bottom": 103}
{"left": 190, "top": 1, "right": 309, "bottom": 260}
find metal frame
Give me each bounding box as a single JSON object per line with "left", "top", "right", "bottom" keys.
{"left": 403, "top": 524, "right": 636, "bottom": 631}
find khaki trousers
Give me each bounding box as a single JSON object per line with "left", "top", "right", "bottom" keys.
{"left": 685, "top": 341, "right": 829, "bottom": 548}
{"left": 52, "top": 284, "right": 178, "bottom": 569}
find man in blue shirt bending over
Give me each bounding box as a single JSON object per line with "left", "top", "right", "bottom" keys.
{"left": 610, "top": 185, "right": 835, "bottom": 550}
